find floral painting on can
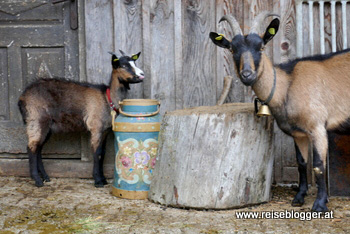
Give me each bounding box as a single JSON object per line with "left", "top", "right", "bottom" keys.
{"left": 115, "top": 137, "right": 158, "bottom": 188}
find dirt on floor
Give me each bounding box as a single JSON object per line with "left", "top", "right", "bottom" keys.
{"left": 0, "top": 176, "right": 349, "bottom": 234}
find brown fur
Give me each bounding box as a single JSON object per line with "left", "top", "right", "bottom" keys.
{"left": 249, "top": 50, "right": 350, "bottom": 212}
{"left": 254, "top": 52, "right": 350, "bottom": 160}
{"left": 114, "top": 68, "right": 134, "bottom": 81}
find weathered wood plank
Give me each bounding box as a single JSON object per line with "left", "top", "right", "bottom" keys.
{"left": 149, "top": 103, "right": 274, "bottom": 209}
{"left": 182, "top": 0, "right": 216, "bottom": 108}
{"left": 113, "top": 0, "right": 144, "bottom": 98}
{"left": 336, "top": 2, "right": 344, "bottom": 51}
{"left": 313, "top": 1, "right": 321, "bottom": 55}
{"left": 273, "top": 0, "right": 296, "bottom": 63}
{"left": 347, "top": 3, "right": 350, "bottom": 48}
{"left": 174, "top": 0, "right": 183, "bottom": 110}
{"left": 148, "top": 0, "right": 176, "bottom": 114}
{"left": 301, "top": 2, "right": 310, "bottom": 57}
{"left": 216, "top": 0, "right": 245, "bottom": 103}
{"left": 85, "top": 0, "right": 113, "bottom": 84}
{"left": 142, "top": 0, "right": 151, "bottom": 100}
{"left": 324, "top": 2, "right": 333, "bottom": 53}
{"left": 0, "top": 48, "right": 9, "bottom": 121}
{"left": 0, "top": 122, "right": 27, "bottom": 154}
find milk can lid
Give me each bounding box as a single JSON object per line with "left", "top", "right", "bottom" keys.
{"left": 119, "top": 99, "right": 160, "bottom": 106}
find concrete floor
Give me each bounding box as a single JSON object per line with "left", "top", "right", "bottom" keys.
{"left": 0, "top": 176, "right": 349, "bottom": 234}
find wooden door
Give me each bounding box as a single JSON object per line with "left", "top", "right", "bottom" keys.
{"left": 0, "top": 0, "right": 99, "bottom": 177}
{"left": 328, "top": 133, "right": 350, "bottom": 196}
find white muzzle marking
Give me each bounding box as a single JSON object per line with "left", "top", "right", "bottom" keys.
{"left": 129, "top": 61, "right": 144, "bottom": 79}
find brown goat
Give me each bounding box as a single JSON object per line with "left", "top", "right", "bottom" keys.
{"left": 210, "top": 12, "right": 350, "bottom": 212}
{"left": 18, "top": 51, "right": 144, "bottom": 187}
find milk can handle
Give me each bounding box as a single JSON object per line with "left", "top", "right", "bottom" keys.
{"left": 118, "top": 101, "right": 160, "bottom": 117}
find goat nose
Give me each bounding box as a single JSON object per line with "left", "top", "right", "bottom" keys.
{"left": 241, "top": 70, "right": 252, "bottom": 78}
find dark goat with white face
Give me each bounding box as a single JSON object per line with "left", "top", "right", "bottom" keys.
{"left": 210, "top": 11, "right": 350, "bottom": 212}
{"left": 111, "top": 50, "right": 144, "bottom": 89}
{"left": 18, "top": 50, "right": 144, "bottom": 187}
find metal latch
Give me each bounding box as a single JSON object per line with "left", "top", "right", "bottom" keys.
{"left": 52, "top": 0, "right": 78, "bottom": 30}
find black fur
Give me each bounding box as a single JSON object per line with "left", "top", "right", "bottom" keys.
{"left": 231, "top": 34, "right": 263, "bottom": 73}
{"left": 262, "top": 19, "right": 280, "bottom": 45}
{"left": 18, "top": 100, "right": 27, "bottom": 124}
{"left": 312, "top": 148, "right": 328, "bottom": 212}
{"left": 327, "top": 118, "right": 350, "bottom": 135}
{"left": 277, "top": 48, "right": 350, "bottom": 74}
{"left": 292, "top": 142, "right": 308, "bottom": 207}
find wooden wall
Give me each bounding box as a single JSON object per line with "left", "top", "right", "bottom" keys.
{"left": 84, "top": 0, "right": 350, "bottom": 183}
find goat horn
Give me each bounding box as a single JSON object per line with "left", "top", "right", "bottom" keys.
{"left": 108, "top": 51, "right": 117, "bottom": 56}
{"left": 249, "top": 11, "right": 280, "bottom": 35}
{"left": 119, "top": 50, "right": 126, "bottom": 56}
{"left": 219, "top": 15, "right": 243, "bottom": 37}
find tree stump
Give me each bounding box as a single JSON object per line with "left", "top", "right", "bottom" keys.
{"left": 148, "top": 103, "right": 275, "bottom": 209}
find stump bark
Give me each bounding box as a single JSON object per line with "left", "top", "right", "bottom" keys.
{"left": 148, "top": 103, "right": 275, "bottom": 209}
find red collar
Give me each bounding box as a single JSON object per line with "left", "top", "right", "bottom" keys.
{"left": 106, "top": 88, "right": 118, "bottom": 112}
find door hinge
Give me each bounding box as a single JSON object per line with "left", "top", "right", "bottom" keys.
{"left": 52, "top": 0, "right": 78, "bottom": 30}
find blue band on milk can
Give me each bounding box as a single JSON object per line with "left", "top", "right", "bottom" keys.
{"left": 112, "top": 99, "right": 161, "bottom": 199}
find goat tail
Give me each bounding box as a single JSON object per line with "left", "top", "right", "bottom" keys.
{"left": 18, "top": 99, "right": 27, "bottom": 125}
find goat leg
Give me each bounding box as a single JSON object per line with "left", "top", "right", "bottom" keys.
{"left": 28, "top": 147, "right": 44, "bottom": 187}
{"left": 312, "top": 148, "right": 328, "bottom": 212}
{"left": 99, "top": 135, "right": 108, "bottom": 185}
{"left": 311, "top": 131, "right": 329, "bottom": 212}
{"left": 37, "top": 145, "right": 50, "bottom": 182}
{"left": 91, "top": 133, "right": 106, "bottom": 187}
{"left": 291, "top": 141, "right": 308, "bottom": 206}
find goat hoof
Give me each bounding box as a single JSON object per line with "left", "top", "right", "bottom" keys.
{"left": 94, "top": 182, "right": 105, "bottom": 188}
{"left": 43, "top": 176, "right": 51, "bottom": 182}
{"left": 35, "top": 180, "right": 44, "bottom": 187}
{"left": 291, "top": 194, "right": 305, "bottom": 207}
{"left": 291, "top": 201, "right": 304, "bottom": 207}
{"left": 312, "top": 200, "right": 328, "bottom": 212}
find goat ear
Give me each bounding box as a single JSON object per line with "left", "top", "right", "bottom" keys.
{"left": 112, "top": 55, "right": 120, "bottom": 68}
{"left": 262, "top": 18, "right": 279, "bottom": 45}
{"left": 209, "top": 32, "right": 232, "bottom": 50}
{"left": 131, "top": 52, "right": 141, "bottom": 61}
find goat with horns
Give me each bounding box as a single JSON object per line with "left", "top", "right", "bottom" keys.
{"left": 210, "top": 11, "right": 350, "bottom": 212}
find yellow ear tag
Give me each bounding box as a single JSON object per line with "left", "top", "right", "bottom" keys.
{"left": 215, "top": 34, "right": 224, "bottom": 40}
{"left": 113, "top": 58, "right": 119, "bottom": 62}
{"left": 268, "top": 28, "right": 276, "bottom": 35}
{"left": 131, "top": 55, "right": 138, "bottom": 60}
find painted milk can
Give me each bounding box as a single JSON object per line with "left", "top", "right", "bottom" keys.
{"left": 112, "top": 99, "right": 161, "bottom": 199}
